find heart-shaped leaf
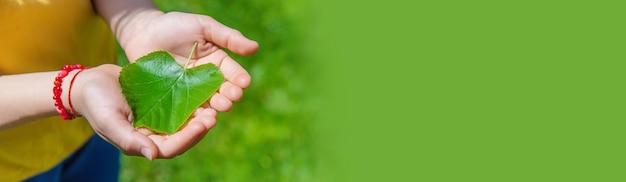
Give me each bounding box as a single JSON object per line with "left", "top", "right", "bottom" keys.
{"left": 119, "top": 51, "right": 224, "bottom": 134}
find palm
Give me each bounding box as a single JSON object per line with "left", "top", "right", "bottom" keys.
{"left": 122, "top": 12, "right": 258, "bottom": 112}
{"left": 136, "top": 107, "right": 217, "bottom": 158}
{"left": 91, "top": 12, "right": 258, "bottom": 159}
{"left": 88, "top": 92, "right": 216, "bottom": 159}
{"left": 79, "top": 65, "right": 218, "bottom": 159}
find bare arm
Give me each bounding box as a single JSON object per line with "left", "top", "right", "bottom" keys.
{"left": 0, "top": 0, "right": 160, "bottom": 128}
{"left": 93, "top": 0, "right": 162, "bottom": 50}
{"left": 0, "top": 64, "right": 219, "bottom": 159}
{"left": 0, "top": 71, "right": 78, "bottom": 129}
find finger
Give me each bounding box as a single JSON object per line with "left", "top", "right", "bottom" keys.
{"left": 219, "top": 81, "right": 244, "bottom": 102}
{"left": 199, "top": 16, "right": 259, "bottom": 56}
{"left": 137, "top": 127, "right": 155, "bottom": 136}
{"left": 195, "top": 49, "right": 250, "bottom": 89}
{"left": 209, "top": 93, "right": 233, "bottom": 112}
{"left": 197, "top": 107, "right": 218, "bottom": 129}
{"left": 92, "top": 115, "right": 158, "bottom": 161}
{"left": 184, "top": 109, "right": 217, "bottom": 151}
{"left": 193, "top": 106, "right": 218, "bottom": 120}
{"left": 153, "top": 116, "right": 214, "bottom": 158}
{"left": 220, "top": 56, "right": 251, "bottom": 89}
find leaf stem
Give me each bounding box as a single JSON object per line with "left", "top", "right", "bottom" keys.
{"left": 184, "top": 42, "right": 199, "bottom": 69}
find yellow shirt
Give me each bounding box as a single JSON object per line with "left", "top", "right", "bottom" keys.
{"left": 0, "top": 0, "right": 116, "bottom": 181}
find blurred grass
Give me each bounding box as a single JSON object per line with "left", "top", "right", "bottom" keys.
{"left": 117, "top": 0, "right": 317, "bottom": 181}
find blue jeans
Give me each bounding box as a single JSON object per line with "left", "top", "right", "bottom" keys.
{"left": 24, "top": 134, "right": 120, "bottom": 182}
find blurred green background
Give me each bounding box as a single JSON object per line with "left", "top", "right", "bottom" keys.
{"left": 117, "top": 0, "right": 317, "bottom": 181}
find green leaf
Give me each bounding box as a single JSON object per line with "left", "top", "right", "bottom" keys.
{"left": 119, "top": 51, "right": 224, "bottom": 134}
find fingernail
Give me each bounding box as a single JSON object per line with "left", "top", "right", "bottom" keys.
{"left": 141, "top": 148, "right": 153, "bottom": 161}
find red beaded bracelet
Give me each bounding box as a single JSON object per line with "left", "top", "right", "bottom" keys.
{"left": 53, "top": 64, "right": 85, "bottom": 120}
{"left": 68, "top": 68, "right": 86, "bottom": 117}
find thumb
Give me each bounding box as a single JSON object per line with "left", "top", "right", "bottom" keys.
{"left": 200, "top": 16, "right": 259, "bottom": 56}
{"left": 122, "top": 131, "right": 159, "bottom": 161}
{"left": 92, "top": 117, "right": 158, "bottom": 161}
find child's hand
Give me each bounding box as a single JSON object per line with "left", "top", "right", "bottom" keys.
{"left": 119, "top": 11, "right": 259, "bottom": 113}
{"left": 92, "top": 0, "right": 258, "bottom": 159}
{"left": 72, "top": 64, "right": 216, "bottom": 159}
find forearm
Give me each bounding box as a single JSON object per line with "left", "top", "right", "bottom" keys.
{"left": 93, "top": 0, "right": 162, "bottom": 49}
{"left": 0, "top": 71, "right": 78, "bottom": 129}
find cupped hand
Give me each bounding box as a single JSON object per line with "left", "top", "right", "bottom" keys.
{"left": 72, "top": 64, "right": 217, "bottom": 159}
{"left": 120, "top": 11, "right": 259, "bottom": 112}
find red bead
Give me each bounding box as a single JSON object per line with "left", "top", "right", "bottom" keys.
{"left": 53, "top": 64, "right": 85, "bottom": 120}
{"left": 57, "top": 70, "right": 68, "bottom": 77}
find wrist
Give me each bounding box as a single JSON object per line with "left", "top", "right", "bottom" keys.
{"left": 114, "top": 9, "right": 164, "bottom": 49}
{"left": 68, "top": 64, "right": 122, "bottom": 119}
{"left": 54, "top": 65, "right": 86, "bottom": 120}
{"left": 94, "top": 0, "right": 162, "bottom": 47}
